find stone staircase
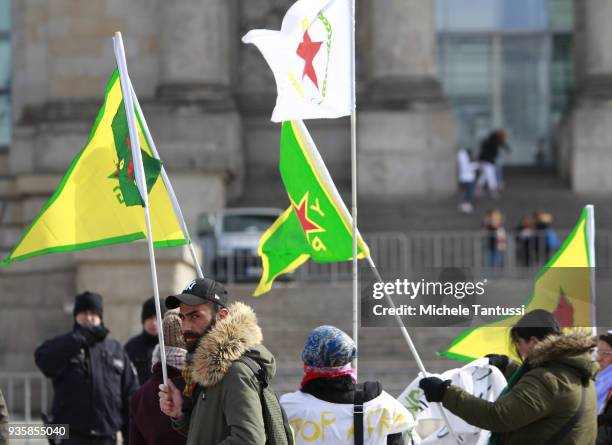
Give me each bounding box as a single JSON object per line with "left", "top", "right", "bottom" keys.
{"left": 232, "top": 166, "right": 612, "bottom": 233}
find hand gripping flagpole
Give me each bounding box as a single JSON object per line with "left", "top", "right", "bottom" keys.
{"left": 365, "top": 256, "right": 464, "bottom": 444}
{"left": 113, "top": 32, "right": 168, "bottom": 386}
{"left": 127, "top": 78, "right": 205, "bottom": 279}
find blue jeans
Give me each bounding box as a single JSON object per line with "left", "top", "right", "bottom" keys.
{"left": 460, "top": 181, "right": 475, "bottom": 204}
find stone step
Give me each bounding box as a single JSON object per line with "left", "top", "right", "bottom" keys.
{"left": 233, "top": 169, "right": 612, "bottom": 232}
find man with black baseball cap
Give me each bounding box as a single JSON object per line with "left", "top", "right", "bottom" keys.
{"left": 35, "top": 291, "right": 139, "bottom": 444}
{"left": 159, "top": 277, "right": 278, "bottom": 444}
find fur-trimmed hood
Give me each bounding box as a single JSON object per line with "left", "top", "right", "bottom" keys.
{"left": 191, "top": 302, "right": 274, "bottom": 387}
{"left": 526, "top": 331, "right": 598, "bottom": 378}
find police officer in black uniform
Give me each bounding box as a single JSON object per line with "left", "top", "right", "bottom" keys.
{"left": 124, "top": 297, "right": 165, "bottom": 385}
{"left": 35, "top": 291, "right": 139, "bottom": 444}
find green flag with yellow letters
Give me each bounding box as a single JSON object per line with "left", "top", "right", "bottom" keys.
{"left": 254, "top": 120, "right": 369, "bottom": 296}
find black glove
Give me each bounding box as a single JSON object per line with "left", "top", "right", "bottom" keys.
{"left": 486, "top": 354, "right": 509, "bottom": 374}
{"left": 419, "top": 377, "right": 451, "bottom": 403}
{"left": 75, "top": 325, "right": 109, "bottom": 346}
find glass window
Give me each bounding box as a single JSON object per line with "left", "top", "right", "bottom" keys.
{"left": 550, "top": 0, "right": 573, "bottom": 30}
{"left": 437, "top": 0, "right": 497, "bottom": 31}
{"left": 437, "top": 0, "right": 573, "bottom": 165}
{"left": 0, "top": 0, "right": 9, "bottom": 33}
{"left": 499, "top": 0, "right": 548, "bottom": 30}
{"left": 501, "top": 36, "right": 549, "bottom": 163}
{"left": 439, "top": 37, "right": 492, "bottom": 97}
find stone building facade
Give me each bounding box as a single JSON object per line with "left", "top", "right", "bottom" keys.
{"left": 0, "top": 0, "right": 610, "bottom": 378}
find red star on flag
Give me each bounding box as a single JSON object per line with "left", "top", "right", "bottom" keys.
{"left": 553, "top": 289, "right": 574, "bottom": 328}
{"left": 296, "top": 30, "right": 323, "bottom": 89}
{"left": 292, "top": 194, "right": 322, "bottom": 237}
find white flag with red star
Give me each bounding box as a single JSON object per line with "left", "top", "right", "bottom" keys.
{"left": 242, "top": 0, "right": 354, "bottom": 122}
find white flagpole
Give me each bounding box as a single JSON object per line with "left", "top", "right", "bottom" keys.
{"left": 586, "top": 204, "right": 597, "bottom": 336}
{"left": 113, "top": 31, "right": 168, "bottom": 385}
{"left": 127, "top": 79, "right": 205, "bottom": 279}
{"left": 366, "top": 256, "right": 464, "bottom": 444}
{"left": 350, "top": 0, "right": 359, "bottom": 379}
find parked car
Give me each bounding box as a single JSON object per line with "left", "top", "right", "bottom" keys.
{"left": 198, "top": 207, "right": 284, "bottom": 282}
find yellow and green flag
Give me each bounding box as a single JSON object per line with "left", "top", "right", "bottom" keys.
{"left": 1, "top": 70, "right": 186, "bottom": 265}
{"left": 441, "top": 207, "right": 594, "bottom": 362}
{"left": 254, "top": 120, "right": 369, "bottom": 296}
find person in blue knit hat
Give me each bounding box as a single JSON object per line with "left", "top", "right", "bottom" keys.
{"left": 280, "top": 326, "right": 414, "bottom": 445}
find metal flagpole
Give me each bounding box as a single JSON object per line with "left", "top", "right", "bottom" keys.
{"left": 586, "top": 205, "right": 597, "bottom": 337}
{"left": 350, "top": 0, "right": 359, "bottom": 379}
{"left": 113, "top": 31, "right": 168, "bottom": 385}
{"left": 128, "top": 79, "right": 205, "bottom": 279}
{"left": 365, "top": 256, "right": 464, "bottom": 444}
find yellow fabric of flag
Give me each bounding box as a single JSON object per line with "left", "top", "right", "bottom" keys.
{"left": 2, "top": 70, "right": 186, "bottom": 265}
{"left": 441, "top": 207, "right": 593, "bottom": 362}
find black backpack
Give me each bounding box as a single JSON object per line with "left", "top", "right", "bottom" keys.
{"left": 238, "top": 356, "right": 295, "bottom": 445}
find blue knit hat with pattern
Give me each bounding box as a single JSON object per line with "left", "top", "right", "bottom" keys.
{"left": 302, "top": 326, "right": 356, "bottom": 368}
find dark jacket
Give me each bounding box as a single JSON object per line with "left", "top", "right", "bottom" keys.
{"left": 130, "top": 363, "right": 186, "bottom": 445}
{"left": 479, "top": 135, "right": 509, "bottom": 164}
{"left": 0, "top": 389, "right": 8, "bottom": 445}
{"left": 301, "top": 376, "right": 403, "bottom": 445}
{"left": 35, "top": 324, "right": 139, "bottom": 441}
{"left": 125, "top": 331, "right": 158, "bottom": 385}
{"left": 173, "top": 302, "right": 273, "bottom": 445}
{"left": 598, "top": 391, "right": 612, "bottom": 445}
{"left": 442, "top": 332, "right": 598, "bottom": 445}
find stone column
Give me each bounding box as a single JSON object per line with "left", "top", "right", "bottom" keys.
{"left": 560, "top": 0, "right": 612, "bottom": 192}
{"left": 358, "top": 0, "right": 457, "bottom": 197}
{"left": 155, "top": 0, "right": 243, "bottom": 217}
{"left": 158, "top": 0, "right": 233, "bottom": 101}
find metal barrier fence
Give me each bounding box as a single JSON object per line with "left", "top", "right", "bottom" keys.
{"left": 214, "top": 229, "right": 612, "bottom": 283}
{"left": 0, "top": 372, "right": 49, "bottom": 421}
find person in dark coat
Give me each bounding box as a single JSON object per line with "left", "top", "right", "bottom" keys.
{"left": 35, "top": 291, "right": 139, "bottom": 445}
{"left": 420, "top": 310, "right": 598, "bottom": 445}
{"left": 476, "top": 129, "right": 510, "bottom": 197}
{"left": 125, "top": 297, "right": 166, "bottom": 385}
{"left": 130, "top": 310, "right": 186, "bottom": 445}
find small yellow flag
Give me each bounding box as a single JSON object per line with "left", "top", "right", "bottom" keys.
{"left": 441, "top": 207, "right": 593, "bottom": 362}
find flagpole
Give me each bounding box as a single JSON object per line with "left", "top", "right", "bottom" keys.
{"left": 128, "top": 79, "right": 205, "bottom": 279}
{"left": 586, "top": 204, "right": 597, "bottom": 337}
{"left": 113, "top": 31, "right": 169, "bottom": 386}
{"left": 365, "top": 256, "right": 464, "bottom": 444}
{"left": 349, "top": 0, "right": 359, "bottom": 379}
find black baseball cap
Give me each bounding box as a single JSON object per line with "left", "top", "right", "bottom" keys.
{"left": 166, "top": 278, "right": 228, "bottom": 309}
